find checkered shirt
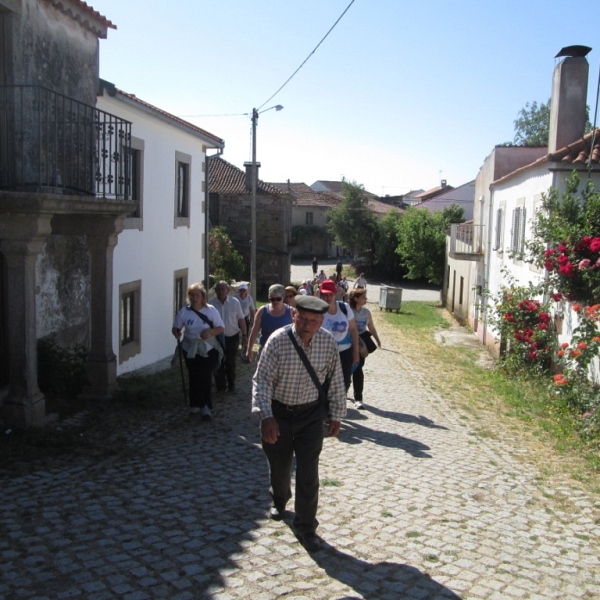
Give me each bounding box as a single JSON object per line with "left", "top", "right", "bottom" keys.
{"left": 252, "top": 325, "right": 346, "bottom": 422}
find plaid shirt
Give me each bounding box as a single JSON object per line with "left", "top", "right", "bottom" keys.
{"left": 252, "top": 325, "right": 346, "bottom": 422}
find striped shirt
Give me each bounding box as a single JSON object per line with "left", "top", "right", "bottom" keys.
{"left": 252, "top": 325, "right": 347, "bottom": 422}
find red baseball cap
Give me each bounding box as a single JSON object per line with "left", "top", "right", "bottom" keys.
{"left": 319, "top": 279, "right": 337, "bottom": 295}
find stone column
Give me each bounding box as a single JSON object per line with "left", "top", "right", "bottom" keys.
{"left": 0, "top": 231, "right": 49, "bottom": 429}
{"left": 81, "top": 231, "right": 119, "bottom": 399}
{"left": 52, "top": 214, "right": 125, "bottom": 400}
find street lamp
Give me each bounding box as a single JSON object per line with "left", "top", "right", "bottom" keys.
{"left": 250, "top": 104, "right": 283, "bottom": 299}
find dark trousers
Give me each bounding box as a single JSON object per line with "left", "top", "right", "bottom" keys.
{"left": 339, "top": 346, "right": 354, "bottom": 392}
{"left": 215, "top": 332, "right": 239, "bottom": 390}
{"left": 262, "top": 400, "right": 326, "bottom": 536}
{"left": 352, "top": 356, "right": 366, "bottom": 401}
{"left": 185, "top": 349, "right": 219, "bottom": 409}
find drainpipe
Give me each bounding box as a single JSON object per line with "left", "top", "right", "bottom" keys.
{"left": 482, "top": 185, "right": 494, "bottom": 348}
{"left": 205, "top": 148, "right": 223, "bottom": 292}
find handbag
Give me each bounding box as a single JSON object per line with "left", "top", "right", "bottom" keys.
{"left": 360, "top": 330, "right": 377, "bottom": 354}
{"left": 358, "top": 336, "right": 369, "bottom": 358}
{"left": 285, "top": 326, "right": 329, "bottom": 411}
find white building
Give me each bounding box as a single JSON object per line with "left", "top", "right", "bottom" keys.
{"left": 97, "top": 80, "right": 224, "bottom": 375}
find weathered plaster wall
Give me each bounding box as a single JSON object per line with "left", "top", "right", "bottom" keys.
{"left": 36, "top": 234, "right": 90, "bottom": 347}
{"left": 14, "top": 0, "right": 99, "bottom": 102}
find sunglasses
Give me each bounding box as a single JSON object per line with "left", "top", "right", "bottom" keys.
{"left": 270, "top": 297, "right": 283, "bottom": 302}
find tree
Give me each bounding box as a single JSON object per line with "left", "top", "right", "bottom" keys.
{"left": 511, "top": 99, "right": 592, "bottom": 147}
{"left": 513, "top": 100, "right": 551, "bottom": 146}
{"left": 209, "top": 226, "right": 245, "bottom": 284}
{"left": 326, "top": 180, "right": 379, "bottom": 260}
{"left": 374, "top": 210, "right": 406, "bottom": 279}
{"left": 396, "top": 205, "right": 465, "bottom": 285}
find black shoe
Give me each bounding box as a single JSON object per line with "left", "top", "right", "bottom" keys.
{"left": 228, "top": 384, "right": 235, "bottom": 393}
{"left": 296, "top": 532, "right": 322, "bottom": 552}
{"left": 269, "top": 506, "right": 286, "bottom": 521}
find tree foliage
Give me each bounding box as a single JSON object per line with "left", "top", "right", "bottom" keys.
{"left": 513, "top": 100, "right": 551, "bottom": 146}
{"left": 511, "top": 99, "right": 592, "bottom": 147}
{"left": 374, "top": 209, "right": 406, "bottom": 279}
{"left": 327, "top": 180, "right": 379, "bottom": 259}
{"left": 395, "top": 205, "right": 465, "bottom": 285}
{"left": 209, "top": 226, "right": 245, "bottom": 284}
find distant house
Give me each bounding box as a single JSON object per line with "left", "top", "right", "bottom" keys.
{"left": 0, "top": 0, "right": 130, "bottom": 429}
{"left": 208, "top": 157, "right": 292, "bottom": 295}
{"left": 271, "top": 182, "right": 340, "bottom": 258}
{"left": 410, "top": 181, "right": 454, "bottom": 205}
{"left": 96, "top": 80, "right": 224, "bottom": 376}
{"left": 398, "top": 189, "right": 426, "bottom": 207}
{"left": 418, "top": 181, "right": 475, "bottom": 221}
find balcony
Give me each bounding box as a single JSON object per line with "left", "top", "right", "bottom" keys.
{"left": 0, "top": 85, "right": 132, "bottom": 199}
{"left": 449, "top": 222, "right": 484, "bottom": 261}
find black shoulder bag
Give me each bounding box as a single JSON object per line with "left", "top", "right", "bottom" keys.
{"left": 285, "top": 325, "right": 329, "bottom": 411}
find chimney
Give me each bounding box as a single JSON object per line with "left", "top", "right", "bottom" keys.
{"left": 243, "top": 161, "right": 260, "bottom": 191}
{"left": 548, "top": 53, "right": 589, "bottom": 153}
{"left": 441, "top": 179, "right": 447, "bottom": 188}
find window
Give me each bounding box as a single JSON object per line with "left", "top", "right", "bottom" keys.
{"left": 174, "top": 269, "right": 188, "bottom": 315}
{"left": 306, "top": 212, "right": 313, "bottom": 225}
{"left": 511, "top": 204, "right": 527, "bottom": 255}
{"left": 119, "top": 280, "right": 141, "bottom": 363}
{"left": 493, "top": 207, "right": 504, "bottom": 251}
{"left": 123, "top": 136, "right": 144, "bottom": 229}
{"left": 174, "top": 151, "right": 192, "bottom": 227}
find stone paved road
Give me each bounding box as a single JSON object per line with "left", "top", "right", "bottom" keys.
{"left": 2, "top": 311, "right": 600, "bottom": 599}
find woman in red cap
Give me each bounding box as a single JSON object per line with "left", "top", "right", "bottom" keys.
{"left": 318, "top": 279, "right": 360, "bottom": 393}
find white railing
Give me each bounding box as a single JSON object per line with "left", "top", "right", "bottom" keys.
{"left": 450, "top": 223, "right": 484, "bottom": 255}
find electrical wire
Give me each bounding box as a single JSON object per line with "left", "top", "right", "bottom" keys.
{"left": 257, "top": 0, "right": 357, "bottom": 111}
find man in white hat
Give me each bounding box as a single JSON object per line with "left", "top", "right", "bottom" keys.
{"left": 252, "top": 295, "right": 346, "bottom": 552}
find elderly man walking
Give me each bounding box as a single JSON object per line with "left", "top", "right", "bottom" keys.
{"left": 210, "top": 281, "right": 247, "bottom": 393}
{"left": 252, "top": 295, "right": 346, "bottom": 552}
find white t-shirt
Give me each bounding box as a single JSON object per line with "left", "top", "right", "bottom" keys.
{"left": 173, "top": 304, "right": 224, "bottom": 353}
{"left": 321, "top": 302, "right": 354, "bottom": 352}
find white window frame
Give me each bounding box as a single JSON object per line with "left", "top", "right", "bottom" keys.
{"left": 119, "top": 280, "right": 142, "bottom": 364}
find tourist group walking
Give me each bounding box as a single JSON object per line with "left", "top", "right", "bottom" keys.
{"left": 171, "top": 259, "right": 381, "bottom": 550}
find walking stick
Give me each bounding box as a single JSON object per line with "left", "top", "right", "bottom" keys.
{"left": 177, "top": 337, "right": 187, "bottom": 405}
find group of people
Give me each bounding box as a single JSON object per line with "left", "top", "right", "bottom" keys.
{"left": 171, "top": 263, "right": 381, "bottom": 551}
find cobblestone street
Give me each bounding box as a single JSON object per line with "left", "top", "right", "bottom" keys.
{"left": 1, "top": 293, "right": 600, "bottom": 599}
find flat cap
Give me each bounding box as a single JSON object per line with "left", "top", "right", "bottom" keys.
{"left": 295, "top": 295, "right": 329, "bottom": 314}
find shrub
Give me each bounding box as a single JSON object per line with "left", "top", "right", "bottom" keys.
{"left": 37, "top": 336, "right": 89, "bottom": 399}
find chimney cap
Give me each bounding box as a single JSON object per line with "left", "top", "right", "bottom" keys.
{"left": 555, "top": 45, "right": 592, "bottom": 58}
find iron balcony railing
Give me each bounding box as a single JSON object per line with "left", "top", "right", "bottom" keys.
{"left": 450, "top": 222, "right": 484, "bottom": 257}
{"left": 0, "top": 85, "right": 132, "bottom": 199}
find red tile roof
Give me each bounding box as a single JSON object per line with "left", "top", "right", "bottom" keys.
{"left": 208, "top": 157, "right": 282, "bottom": 195}
{"left": 492, "top": 128, "right": 600, "bottom": 186}
{"left": 270, "top": 182, "right": 339, "bottom": 207}
{"left": 45, "top": 1, "right": 116, "bottom": 36}
{"left": 99, "top": 80, "right": 224, "bottom": 146}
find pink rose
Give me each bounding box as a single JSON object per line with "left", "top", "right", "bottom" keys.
{"left": 578, "top": 259, "right": 591, "bottom": 270}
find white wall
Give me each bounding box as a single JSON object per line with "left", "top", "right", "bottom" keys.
{"left": 97, "top": 94, "right": 217, "bottom": 375}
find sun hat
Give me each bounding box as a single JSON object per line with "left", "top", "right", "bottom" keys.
{"left": 319, "top": 279, "right": 337, "bottom": 295}
{"left": 239, "top": 283, "right": 248, "bottom": 290}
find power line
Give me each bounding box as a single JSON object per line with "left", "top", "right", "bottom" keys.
{"left": 257, "top": 0, "right": 357, "bottom": 111}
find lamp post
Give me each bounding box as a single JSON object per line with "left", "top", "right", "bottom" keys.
{"left": 250, "top": 104, "right": 283, "bottom": 299}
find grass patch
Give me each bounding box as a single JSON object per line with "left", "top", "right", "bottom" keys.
{"left": 376, "top": 301, "right": 600, "bottom": 493}
{"left": 321, "top": 477, "right": 343, "bottom": 487}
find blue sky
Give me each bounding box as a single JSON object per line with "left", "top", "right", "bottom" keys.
{"left": 94, "top": 0, "right": 600, "bottom": 196}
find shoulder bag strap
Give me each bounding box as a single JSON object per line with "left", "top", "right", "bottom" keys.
{"left": 285, "top": 325, "right": 328, "bottom": 405}
{"left": 187, "top": 304, "right": 214, "bottom": 328}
